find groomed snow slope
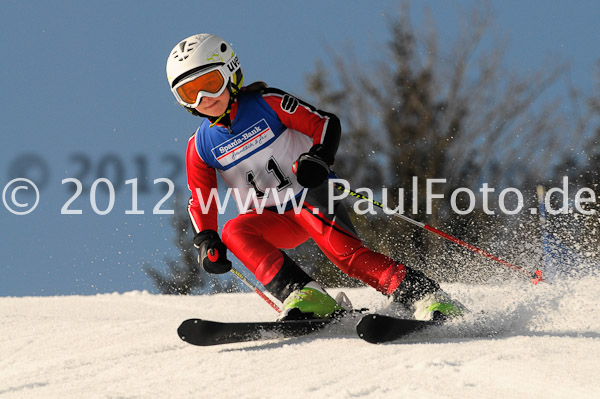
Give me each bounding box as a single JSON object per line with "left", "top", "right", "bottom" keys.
{"left": 1, "top": 277, "right": 599, "bottom": 399}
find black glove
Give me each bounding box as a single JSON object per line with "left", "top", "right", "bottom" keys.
{"left": 292, "top": 144, "right": 333, "bottom": 188}
{"left": 193, "top": 230, "right": 232, "bottom": 274}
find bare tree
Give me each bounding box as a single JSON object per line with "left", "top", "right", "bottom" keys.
{"left": 304, "top": 3, "right": 571, "bottom": 281}
{"left": 547, "top": 63, "right": 600, "bottom": 264}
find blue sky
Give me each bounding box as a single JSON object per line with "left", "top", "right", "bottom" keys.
{"left": 1, "top": 1, "right": 598, "bottom": 296}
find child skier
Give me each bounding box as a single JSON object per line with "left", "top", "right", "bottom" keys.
{"left": 166, "top": 33, "right": 462, "bottom": 321}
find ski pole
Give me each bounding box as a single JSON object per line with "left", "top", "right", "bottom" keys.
{"left": 230, "top": 266, "right": 281, "bottom": 312}
{"left": 334, "top": 182, "right": 545, "bottom": 285}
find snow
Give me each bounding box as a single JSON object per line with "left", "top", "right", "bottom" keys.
{"left": 2, "top": 277, "right": 600, "bottom": 399}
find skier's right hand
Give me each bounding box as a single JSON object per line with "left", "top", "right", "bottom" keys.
{"left": 193, "top": 230, "right": 232, "bottom": 274}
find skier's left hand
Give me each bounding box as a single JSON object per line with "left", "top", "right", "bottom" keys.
{"left": 293, "top": 144, "right": 333, "bottom": 188}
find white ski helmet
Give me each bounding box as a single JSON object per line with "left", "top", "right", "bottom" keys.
{"left": 166, "top": 33, "right": 243, "bottom": 110}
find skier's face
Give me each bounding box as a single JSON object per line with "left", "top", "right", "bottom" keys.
{"left": 195, "top": 90, "right": 230, "bottom": 117}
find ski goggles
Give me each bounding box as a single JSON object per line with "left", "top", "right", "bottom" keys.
{"left": 171, "top": 67, "right": 228, "bottom": 108}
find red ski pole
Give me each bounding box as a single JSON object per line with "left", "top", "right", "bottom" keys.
{"left": 334, "top": 182, "right": 545, "bottom": 285}
{"left": 230, "top": 267, "right": 281, "bottom": 312}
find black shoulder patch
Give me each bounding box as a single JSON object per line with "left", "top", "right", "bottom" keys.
{"left": 281, "top": 94, "right": 299, "bottom": 114}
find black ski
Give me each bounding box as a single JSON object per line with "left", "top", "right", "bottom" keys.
{"left": 177, "top": 318, "right": 332, "bottom": 346}
{"left": 356, "top": 314, "right": 439, "bottom": 344}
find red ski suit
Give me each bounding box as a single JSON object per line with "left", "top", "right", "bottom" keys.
{"left": 185, "top": 86, "right": 407, "bottom": 296}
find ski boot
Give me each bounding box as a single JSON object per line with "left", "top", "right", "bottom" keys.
{"left": 277, "top": 282, "right": 343, "bottom": 321}
{"left": 391, "top": 266, "right": 464, "bottom": 322}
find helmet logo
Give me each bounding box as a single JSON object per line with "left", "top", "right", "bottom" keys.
{"left": 227, "top": 56, "right": 240, "bottom": 72}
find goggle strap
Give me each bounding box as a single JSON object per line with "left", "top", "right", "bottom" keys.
{"left": 171, "top": 63, "right": 222, "bottom": 88}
